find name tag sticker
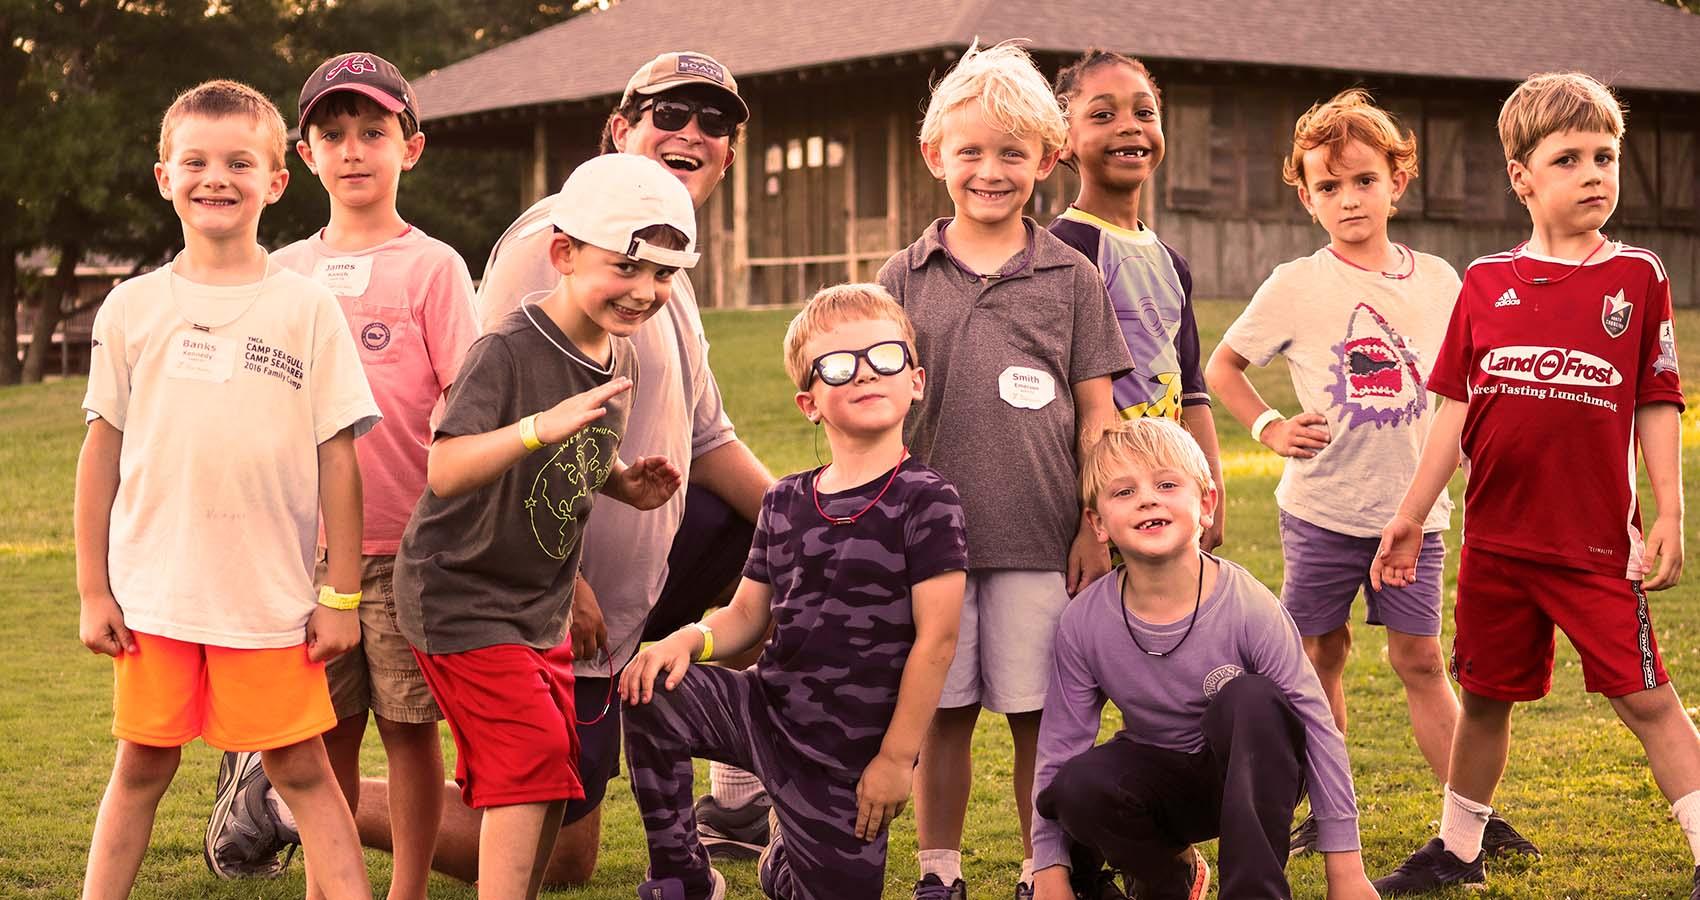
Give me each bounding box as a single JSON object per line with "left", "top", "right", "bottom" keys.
{"left": 166, "top": 331, "right": 236, "bottom": 383}
{"left": 999, "top": 365, "right": 1056, "bottom": 410}
{"left": 313, "top": 256, "right": 373, "bottom": 297}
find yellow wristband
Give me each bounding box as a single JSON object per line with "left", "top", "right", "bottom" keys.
{"left": 690, "top": 622, "right": 714, "bottom": 662}
{"left": 317, "top": 585, "right": 362, "bottom": 611}
{"left": 519, "top": 414, "right": 544, "bottom": 452}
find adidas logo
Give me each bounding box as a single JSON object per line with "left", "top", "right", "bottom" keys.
{"left": 1494, "top": 288, "right": 1521, "bottom": 308}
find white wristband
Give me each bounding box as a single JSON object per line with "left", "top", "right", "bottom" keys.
{"left": 1251, "top": 408, "right": 1285, "bottom": 443}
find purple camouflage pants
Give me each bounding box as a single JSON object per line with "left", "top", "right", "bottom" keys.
{"left": 625, "top": 664, "right": 887, "bottom": 900}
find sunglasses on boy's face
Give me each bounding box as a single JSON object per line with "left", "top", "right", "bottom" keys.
{"left": 807, "top": 341, "right": 913, "bottom": 388}
{"left": 640, "top": 98, "right": 738, "bottom": 139}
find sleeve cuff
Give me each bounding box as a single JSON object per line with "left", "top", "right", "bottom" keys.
{"left": 1315, "top": 816, "right": 1361, "bottom": 853}
{"left": 1030, "top": 826, "right": 1071, "bottom": 872}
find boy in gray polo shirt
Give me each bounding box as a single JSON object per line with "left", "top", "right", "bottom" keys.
{"left": 875, "top": 40, "right": 1131, "bottom": 899}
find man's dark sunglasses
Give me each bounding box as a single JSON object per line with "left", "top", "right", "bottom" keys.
{"left": 641, "top": 98, "right": 739, "bottom": 138}
{"left": 807, "top": 341, "right": 913, "bottom": 388}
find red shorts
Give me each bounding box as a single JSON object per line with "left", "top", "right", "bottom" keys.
{"left": 412, "top": 639, "right": 584, "bottom": 809}
{"left": 1452, "top": 546, "right": 1667, "bottom": 701}
{"left": 112, "top": 631, "right": 334, "bottom": 751}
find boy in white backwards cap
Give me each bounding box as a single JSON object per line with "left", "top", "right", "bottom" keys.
{"left": 392, "top": 153, "right": 690, "bottom": 899}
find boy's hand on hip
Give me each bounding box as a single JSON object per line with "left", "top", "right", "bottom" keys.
{"left": 1067, "top": 524, "right": 1110, "bottom": 595}
{"left": 536, "top": 376, "right": 632, "bottom": 444}
{"left": 1370, "top": 514, "right": 1424, "bottom": 591}
{"left": 568, "top": 575, "right": 608, "bottom": 662}
{"left": 1263, "top": 412, "right": 1331, "bottom": 459}
{"left": 306, "top": 606, "right": 359, "bottom": 662}
{"left": 79, "top": 593, "right": 135, "bottom": 657}
{"left": 611, "top": 455, "right": 683, "bottom": 510}
{"left": 1642, "top": 513, "right": 1685, "bottom": 591}
{"left": 854, "top": 753, "right": 913, "bottom": 841}
{"left": 618, "top": 630, "right": 696, "bottom": 705}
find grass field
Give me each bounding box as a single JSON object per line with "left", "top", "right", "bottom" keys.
{"left": 4, "top": 300, "right": 1700, "bottom": 898}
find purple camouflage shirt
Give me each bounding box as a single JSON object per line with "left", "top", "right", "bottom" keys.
{"left": 744, "top": 457, "right": 968, "bottom": 774}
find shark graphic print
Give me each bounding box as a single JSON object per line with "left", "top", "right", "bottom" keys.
{"left": 1326, "top": 302, "right": 1427, "bottom": 429}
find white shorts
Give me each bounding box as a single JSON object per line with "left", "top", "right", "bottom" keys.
{"left": 939, "top": 569, "right": 1072, "bottom": 713}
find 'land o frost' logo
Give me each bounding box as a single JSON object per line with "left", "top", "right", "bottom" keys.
{"left": 1480, "top": 346, "right": 1621, "bottom": 387}
{"left": 1202, "top": 664, "right": 1244, "bottom": 699}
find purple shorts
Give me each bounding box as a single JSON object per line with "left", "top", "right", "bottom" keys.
{"left": 1277, "top": 510, "right": 1445, "bottom": 637}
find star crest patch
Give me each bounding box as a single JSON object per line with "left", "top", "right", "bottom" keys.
{"left": 1602, "top": 289, "right": 1632, "bottom": 338}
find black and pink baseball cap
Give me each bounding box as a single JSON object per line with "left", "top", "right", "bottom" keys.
{"left": 298, "top": 52, "right": 420, "bottom": 130}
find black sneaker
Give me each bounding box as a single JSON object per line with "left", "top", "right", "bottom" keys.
{"left": 1481, "top": 813, "right": 1540, "bottom": 859}
{"left": 203, "top": 750, "right": 298, "bottom": 878}
{"left": 694, "top": 791, "right": 771, "bottom": 861}
{"left": 1071, "top": 867, "right": 1128, "bottom": 899}
{"left": 1371, "top": 837, "right": 1486, "bottom": 896}
{"left": 1288, "top": 812, "right": 1319, "bottom": 860}
{"left": 913, "top": 873, "right": 968, "bottom": 900}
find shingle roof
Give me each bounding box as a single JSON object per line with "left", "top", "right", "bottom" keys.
{"left": 414, "top": 0, "right": 1700, "bottom": 122}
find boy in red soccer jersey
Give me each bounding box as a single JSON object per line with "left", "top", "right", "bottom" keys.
{"left": 1370, "top": 72, "right": 1700, "bottom": 897}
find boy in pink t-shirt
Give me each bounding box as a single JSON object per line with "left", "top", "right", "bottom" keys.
{"left": 202, "top": 53, "right": 478, "bottom": 900}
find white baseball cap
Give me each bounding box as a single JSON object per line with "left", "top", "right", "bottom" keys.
{"left": 548, "top": 153, "right": 700, "bottom": 269}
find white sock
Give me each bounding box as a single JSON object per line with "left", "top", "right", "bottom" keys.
{"left": 708, "top": 761, "right": 764, "bottom": 809}
{"left": 1019, "top": 857, "right": 1035, "bottom": 885}
{"left": 265, "top": 785, "right": 299, "bottom": 838}
{"left": 1438, "top": 785, "right": 1491, "bottom": 862}
{"left": 917, "top": 849, "right": 962, "bottom": 884}
{"left": 1671, "top": 790, "right": 1700, "bottom": 864}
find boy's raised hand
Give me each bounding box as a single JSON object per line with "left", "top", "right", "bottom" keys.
{"left": 1642, "top": 513, "right": 1685, "bottom": 591}
{"left": 619, "top": 628, "right": 698, "bottom": 705}
{"left": 79, "top": 593, "right": 135, "bottom": 657}
{"left": 1262, "top": 411, "right": 1331, "bottom": 459}
{"left": 536, "top": 377, "right": 632, "bottom": 444}
{"left": 305, "top": 606, "right": 359, "bottom": 662}
{"left": 854, "top": 751, "right": 913, "bottom": 841}
{"left": 1370, "top": 513, "right": 1424, "bottom": 591}
{"left": 607, "top": 455, "right": 683, "bottom": 510}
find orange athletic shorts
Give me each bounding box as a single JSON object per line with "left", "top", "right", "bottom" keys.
{"left": 111, "top": 631, "right": 336, "bottom": 751}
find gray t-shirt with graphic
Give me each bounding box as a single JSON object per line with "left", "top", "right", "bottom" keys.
{"left": 395, "top": 304, "right": 635, "bottom": 655}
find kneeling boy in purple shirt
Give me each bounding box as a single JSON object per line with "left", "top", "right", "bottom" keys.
{"left": 620, "top": 284, "right": 968, "bottom": 900}
{"left": 1031, "top": 418, "right": 1376, "bottom": 900}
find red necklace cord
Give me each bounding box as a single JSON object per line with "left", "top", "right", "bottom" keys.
{"left": 1326, "top": 242, "right": 1415, "bottom": 280}
{"left": 813, "top": 449, "right": 908, "bottom": 526}
{"left": 1509, "top": 237, "right": 1610, "bottom": 287}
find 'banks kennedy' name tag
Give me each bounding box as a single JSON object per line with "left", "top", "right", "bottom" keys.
{"left": 166, "top": 331, "right": 235, "bottom": 383}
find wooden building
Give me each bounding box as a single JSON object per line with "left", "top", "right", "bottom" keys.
{"left": 414, "top": 0, "right": 1700, "bottom": 306}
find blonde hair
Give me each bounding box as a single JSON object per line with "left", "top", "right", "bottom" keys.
{"left": 782, "top": 283, "right": 917, "bottom": 390}
{"left": 1080, "top": 418, "right": 1212, "bottom": 510}
{"left": 919, "top": 40, "right": 1067, "bottom": 155}
{"left": 159, "top": 79, "right": 288, "bottom": 169}
{"left": 1283, "top": 88, "right": 1418, "bottom": 188}
{"left": 1497, "top": 71, "right": 1624, "bottom": 165}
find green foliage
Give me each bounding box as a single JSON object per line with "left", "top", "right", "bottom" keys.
{"left": 6, "top": 302, "right": 1700, "bottom": 896}
{"left": 2, "top": 1, "right": 581, "bottom": 381}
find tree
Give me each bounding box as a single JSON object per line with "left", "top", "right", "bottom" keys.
{"left": 3, "top": 0, "right": 583, "bottom": 383}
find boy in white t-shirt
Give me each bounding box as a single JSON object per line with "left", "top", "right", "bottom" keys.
{"left": 201, "top": 53, "right": 480, "bottom": 898}
{"left": 1205, "top": 89, "right": 1535, "bottom": 859}
{"left": 76, "top": 79, "right": 380, "bottom": 899}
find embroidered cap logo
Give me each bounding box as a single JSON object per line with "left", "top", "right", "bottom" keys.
{"left": 674, "top": 55, "right": 725, "bottom": 84}
{"left": 326, "top": 55, "right": 379, "bottom": 81}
